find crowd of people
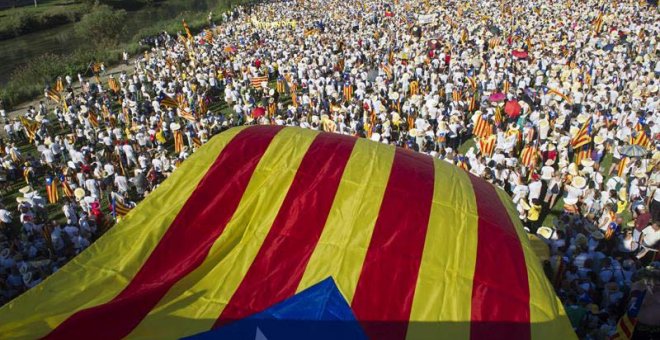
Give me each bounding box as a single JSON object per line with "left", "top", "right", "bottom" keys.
{"left": 0, "top": 0, "right": 659, "bottom": 337}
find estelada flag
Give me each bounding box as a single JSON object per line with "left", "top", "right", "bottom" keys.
{"left": 0, "top": 126, "right": 575, "bottom": 340}
{"left": 46, "top": 177, "right": 59, "bottom": 204}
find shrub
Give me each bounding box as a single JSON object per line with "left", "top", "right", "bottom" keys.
{"left": 75, "top": 5, "right": 127, "bottom": 46}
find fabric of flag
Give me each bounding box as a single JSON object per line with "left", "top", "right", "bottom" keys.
{"left": 250, "top": 75, "right": 269, "bottom": 88}
{"left": 113, "top": 198, "right": 133, "bottom": 218}
{"left": 268, "top": 101, "right": 277, "bottom": 117}
{"left": 19, "top": 116, "right": 39, "bottom": 142}
{"left": 188, "top": 278, "right": 366, "bottom": 340}
{"left": 466, "top": 76, "right": 477, "bottom": 90}
{"left": 46, "top": 89, "right": 60, "bottom": 104}
{"left": 547, "top": 88, "right": 572, "bottom": 104}
{"left": 276, "top": 78, "right": 286, "bottom": 94}
{"left": 494, "top": 106, "right": 504, "bottom": 125}
{"left": 174, "top": 130, "right": 185, "bottom": 154}
{"left": 479, "top": 134, "right": 497, "bottom": 157}
{"left": 617, "top": 157, "right": 629, "bottom": 178}
{"left": 452, "top": 90, "right": 462, "bottom": 102}
{"left": 611, "top": 290, "right": 646, "bottom": 340}
{"left": 0, "top": 126, "right": 574, "bottom": 340}
{"left": 182, "top": 19, "right": 193, "bottom": 40}
{"left": 571, "top": 117, "right": 592, "bottom": 148}
{"left": 46, "top": 177, "right": 59, "bottom": 204}
{"left": 520, "top": 145, "right": 539, "bottom": 168}
{"left": 343, "top": 83, "right": 353, "bottom": 101}
{"left": 488, "top": 37, "right": 500, "bottom": 49}
{"left": 160, "top": 95, "right": 179, "bottom": 109}
{"left": 336, "top": 58, "right": 345, "bottom": 72}
{"left": 382, "top": 63, "right": 393, "bottom": 79}
{"left": 574, "top": 145, "right": 592, "bottom": 165}
{"left": 473, "top": 114, "right": 492, "bottom": 139}
{"left": 55, "top": 78, "right": 64, "bottom": 93}
{"left": 61, "top": 180, "right": 74, "bottom": 198}
{"left": 192, "top": 137, "right": 202, "bottom": 149}
{"left": 204, "top": 29, "right": 213, "bottom": 44}
{"left": 593, "top": 12, "right": 604, "bottom": 36}
{"left": 503, "top": 80, "right": 510, "bottom": 94}
{"left": 468, "top": 95, "right": 477, "bottom": 112}
{"left": 88, "top": 110, "right": 99, "bottom": 129}
{"left": 631, "top": 131, "right": 651, "bottom": 149}
{"left": 410, "top": 80, "right": 419, "bottom": 96}
{"left": 108, "top": 78, "right": 120, "bottom": 93}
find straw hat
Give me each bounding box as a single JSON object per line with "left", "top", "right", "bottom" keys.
{"left": 568, "top": 163, "right": 579, "bottom": 176}
{"left": 594, "top": 135, "right": 605, "bottom": 145}
{"left": 16, "top": 197, "right": 28, "bottom": 204}
{"left": 537, "top": 226, "right": 556, "bottom": 240}
{"left": 572, "top": 176, "right": 587, "bottom": 189}
{"left": 581, "top": 159, "right": 595, "bottom": 168}
{"left": 18, "top": 186, "right": 32, "bottom": 194}
{"left": 74, "top": 188, "right": 86, "bottom": 200}
{"left": 170, "top": 123, "right": 181, "bottom": 131}
{"left": 569, "top": 126, "right": 579, "bottom": 137}
{"left": 389, "top": 92, "right": 400, "bottom": 100}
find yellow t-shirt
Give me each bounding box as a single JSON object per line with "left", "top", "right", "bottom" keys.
{"left": 528, "top": 204, "right": 542, "bottom": 222}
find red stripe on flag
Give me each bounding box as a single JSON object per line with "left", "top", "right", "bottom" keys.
{"left": 214, "top": 132, "right": 357, "bottom": 326}
{"left": 351, "top": 149, "right": 435, "bottom": 340}
{"left": 45, "top": 126, "right": 283, "bottom": 340}
{"left": 468, "top": 175, "right": 530, "bottom": 340}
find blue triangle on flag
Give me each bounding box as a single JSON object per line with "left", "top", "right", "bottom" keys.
{"left": 184, "top": 277, "right": 367, "bottom": 340}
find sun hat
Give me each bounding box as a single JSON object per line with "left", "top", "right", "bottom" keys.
{"left": 572, "top": 176, "right": 587, "bottom": 188}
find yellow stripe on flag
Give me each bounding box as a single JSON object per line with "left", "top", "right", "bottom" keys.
{"left": 296, "top": 139, "right": 395, "bottom": 301}
{"left": 0, "top": 127, "right": 247, "bottom": 339}
{"left": 406, "top": 160, "right": 479, "bottom": 339}
{"left": 128, "top": 128, "right": 319, "bottom": 338}
{"left": 494, "top": 189, "right": 575, "bottom": 340}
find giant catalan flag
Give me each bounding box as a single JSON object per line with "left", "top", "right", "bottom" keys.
{"left": 0, "top": 126, "right": 574, "bottom": 340}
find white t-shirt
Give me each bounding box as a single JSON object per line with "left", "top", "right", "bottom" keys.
{"left": 641, "top": 226, "right": 660, "bottom": 248}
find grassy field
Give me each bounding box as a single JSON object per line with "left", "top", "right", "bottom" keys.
{"left": 0, "top": 0, "right": 246, "bottom": 109}
{"left": 0, "top": 0, "right": 87, "bottom": 40}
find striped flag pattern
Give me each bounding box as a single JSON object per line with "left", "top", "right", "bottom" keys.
{"left": 0, "top": 127, "right": 574, "bottom": 340}
{"left": 611, "top": 290, "right": 646, "bottom": 340}
{"left": 250, "top": 75, "right": 269, "bottom": 88}
{"left": 479, "top": 134, "right": 497, "bottom": 157}
{"left": 46, "top": 177, "right": 59, "bottom": 204}
{"left": 174, "top": 130, "right": 185, "bottom": 153}
{"left": 571, "top": 117, "right": 592, "bottom": 148}
{"left": 473, "top": 114, "right": 493, "bottom": 139}
{"left": 520, "top": 145, "right": 539, "bottom": 168}
{"left": 112, "top": 198, "right": 133, "bottom": 218}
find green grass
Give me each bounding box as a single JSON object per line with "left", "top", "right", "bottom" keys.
{"left": 0, "top": 0, "right": 243, "bottom": 109}
{"left": 0, "top": 0, "right": 86, "bottom": 40}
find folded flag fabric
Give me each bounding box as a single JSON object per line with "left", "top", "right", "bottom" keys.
{"left": 0, "top": 126, "right": 575, "bottom": 340}
{"left": 186, "top": 277, "right": 366, "bottom": 340}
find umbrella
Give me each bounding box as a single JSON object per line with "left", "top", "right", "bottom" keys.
{"left": 619, "top": 144, "right": 648, "bottom": 158}
{"left": 489, "top": 92, "right": 506, "bottom": 102}
{"left": 512, "top": 50, "right": 528, "bottom": 59}
{"left": 251, "top": 107, "right": 266, "bottom": 118}
{"left": 504, "top": 100, "right": 522, "bottom": 118}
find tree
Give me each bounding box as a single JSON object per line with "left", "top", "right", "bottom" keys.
{"left": 74, "top": 5, "right": 127, "bottom": 46}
